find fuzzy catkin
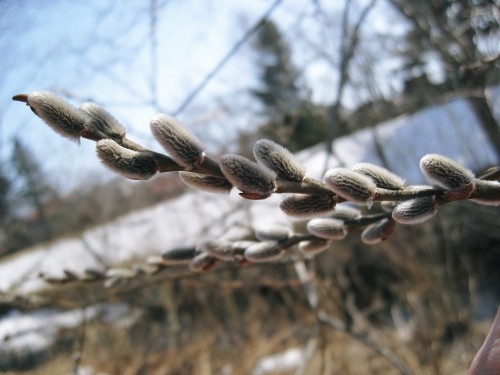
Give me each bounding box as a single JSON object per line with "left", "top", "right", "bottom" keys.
{"left": 220, "top": 154, "right": 277, "bottom": 198}
{"left": 253, "top": 139, "right": 306, "bottom": 181}
{"left": 244, "top": 241, "right": 283, "bottom": 262}
{"left": 189, "top": 253, "right": 217, "bottom": 272}
{"left": 255, "top": 226, "right": 291, "bottom": 242}
{"left": 361, "top": 218, "right": 396, "bottom": 244}
{"left": 27, "top": 91, "right": 89, "bottom": 141}
{"left": 199, "top": 239, "right": 234, "bottom": 261}
{"left": 306, "top": 218, "right": 347, "bottom": 240}
{"left": 392, "top": 196, "right": 437, "bottom": 224}
{"left": 325, "top": 168, "right": 377, "bottom": 207}
{"left": 420, "top": 154, "right": 474, "bottom": 189}
{"left": 470, "top": 179, "right": 500, "bottom": 206}
{"left": 150, "top": 114, "right": 205, "bottom": 169}
{"left": 96, "top": 139, "right": 158, "bottom": 180}
{"left": 298, "top": 238, "right": 331, "bottom": 256}
{"left": 353, "top": 163, "right": 405, "bottom": 190}
{"left": 179, "top": 172, "right": 233, "bottom": 193}
{"left": 280, "top": 194, "right": 336, "bottom": 218}
{"left": 80, "top": 102, "right": 126, "bottom": 141}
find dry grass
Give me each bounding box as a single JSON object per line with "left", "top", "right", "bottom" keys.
{"left": 2, "top": 203, "right": 498, "bottom": 375}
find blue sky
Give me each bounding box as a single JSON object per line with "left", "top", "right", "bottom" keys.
{"left": 0, "top": 0, "right": 402, "bottom": 191}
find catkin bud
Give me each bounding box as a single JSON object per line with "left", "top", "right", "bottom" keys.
{"left": 179, "top": 171, "right": 233, "bottom": 193}
{"left": 306, "top": 218, "right": 347, "bottom": 240}
{"left": 189, "top": 252, "right": 218, "bottom": 272}
{"left": 298, "top": 238, "right": 331, "bottom": 256}
{"left": 325, "top": 168, "right": 377, "bottom": 207}
{"left": 150, "top": 114, "right": 205, "bottom": 169}
{"left": 199, "top": 239, "right": 234, "bottom": 261}
{"left": 96, "top": 139, "right": 158, "bottom": 180}
{"left": 105, "top": 267, "right": 137, "bottom": 279}
{"left": 80, "top": 102, "right": 126, "bottom": 141}
{"left": 392, "top": 196, "right": 437, "bottom": 224}
{"left": 353, "top": 163, "right": 405, "bottom": 190}
{"left": 244, "top": 241, "right": 283, "bottom": 262}
{"left": 231, "top": 241, "right": 258, "bottom": 257}
{"left": 220, "top": 154, "right": 277, "bottom": 199}
{"left": 253, "top": 139, "right": 306, "bottom": 181}
{"left": 361, "top": 218, "right": 396, "bottom": 244}
{"left": 330, "top": 204, "right": 362, "bottom": 221}
{"left": 280, "top": 194, "right": 336, "bottom": 218}
{"left": 16, "top": 91, "right": 89, "bottom": 141}
{"left": 420, "top": 154, "right": 474, "bottom": 189}
{"left": 470, "top": 179, "right": 500, "bottom": 206}
{"left": 255, "top": 226, "right": 291, "bottom": 242}
{"left": 162, "top": 246, "right": 197, "bottom": 265}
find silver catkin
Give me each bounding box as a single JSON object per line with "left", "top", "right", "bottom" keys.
{"left": 329, "top": 204, "right": 362, "bottom": 221}
{"left": 253, "top": 139, "right": 306, "bottom": 182}
{"left": 179, "top": 171, "right": 233, "bottom": 193}
{"left": 298, "top": 238, "right": 331, "bottom": 256}
{"left": 80, "top": 102, "right": 126, "bottom": 141}
{"left": 96, "top": 139, "right": 158, "bottom": 180}
{"left": 324, "top": 168, "right": 377, "bottom": 207}
{"left": 199, "top": 239, "right": 234, "bottom": 261}
{"left": 280, "top": 194, "right": 336, "bottom": 218}
{"left": 150, "top": 114, "right": 205, "bottom": 169}
{"left": 360, "top": 218, "right": 396, "bottom": 244}
{"left": 27, "top": 91, "right": 89, "bottom": 141}
{"left": 220, "top": 154, "right": 276, "bottom": 198}
{"left": 189, "top": 253, "right": 217, "bottom": 272}
{"left": 470, "top": 179, "right": 500, "bottom": 206}
{"left": 244, "top": 241, "right": 283, "bottom": 263}
{"left": 420, "top": 154, "right": 474, "bottom": 189}
{"left": 392, "top": 196, "right": 437, "bottom": 224}
{"left": 353, "top": 163, "right": 405, "bottom": 190}
{"left": 255, "top": 226, "right": 291, "bottom": 242}
{"left": 306, "top": 218, "right": 347, "bottom": 240}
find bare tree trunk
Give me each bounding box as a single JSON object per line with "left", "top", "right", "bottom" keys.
{"left": 467, "top": 94, "right": 500, "bottom": 163}
{"left": 321, "top": 0, "right": 378, "bottom": 171}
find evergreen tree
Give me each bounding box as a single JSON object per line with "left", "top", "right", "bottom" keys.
{"left": 0, "top": 165, "right": 10, "bottom": 221}
{"left": 251, "top": 19, "right": 327, "bottom": 152}
{"left": 10, "top": 138, "right": 57, "bottom": 245}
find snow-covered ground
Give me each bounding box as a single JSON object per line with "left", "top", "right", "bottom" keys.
{"left": 0, "top": 92, "right": 498, "bottom": 369}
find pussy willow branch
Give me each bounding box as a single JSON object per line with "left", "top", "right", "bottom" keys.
{"left": 11, "top": 91, "right": 500, "bottom": 284}
{"left": 14, "top": 91, "right": 500, "bottom": 204}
